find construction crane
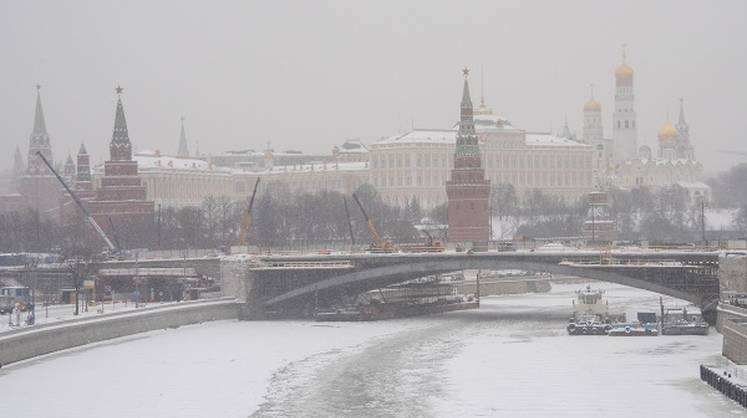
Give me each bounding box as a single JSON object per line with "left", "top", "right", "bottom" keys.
{"left": 238, "top": 177, "right": 261, "bottom": 246}
{"left": 351, "top": 193, "right": 395, "bottom": 253}
{"left": 343, "top": 196, "right": 355, "bottom": 247}
{"left": 35, "top": 151, "right": 118, "bottom": 253}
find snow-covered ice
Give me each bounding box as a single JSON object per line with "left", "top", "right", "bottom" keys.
{"left": 0, "top": 282, "right": 744, "bottom": 417}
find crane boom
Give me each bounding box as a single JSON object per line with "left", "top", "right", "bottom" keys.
{"left": 352, "top": 193, "right": 384, "bottom": 247}
{"left": 35, "top": 151, "right": 118, "bottom": 252}
{"left": 343, "top": 196, "right": 355, "bottom": 246}
{"left": 238, "top": 177, "right": 261, "bottom": 245}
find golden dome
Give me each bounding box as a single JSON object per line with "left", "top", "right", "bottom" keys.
{"left": 615, "top": 63, "right": 634, "bottom": 80}
{"left": 657, "top": 120, "right": 678, "bottom": 141}
{"left": 584, "top": 99, "right": 601, "bottom": 112}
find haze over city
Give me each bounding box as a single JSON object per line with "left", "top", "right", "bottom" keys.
{"left": 1, "top": 0, "right": 745, "bottom": 172}
{"left": 2, "top": 2, "right": 747, "bottom": 417}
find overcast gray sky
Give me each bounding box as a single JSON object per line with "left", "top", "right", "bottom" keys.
{"left": 1, "top": 0, "right": 745, "bottom": 173}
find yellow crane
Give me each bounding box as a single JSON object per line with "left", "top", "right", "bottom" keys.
{"left": 238, "top": 178, "right": 261, "bottom": 246}
{"left": 352, "top": 193, "right": 395, "bottom": 253}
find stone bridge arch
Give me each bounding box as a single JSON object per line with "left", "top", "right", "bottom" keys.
{"left": 264, "top": 258, "right": 707, "bottom": 308}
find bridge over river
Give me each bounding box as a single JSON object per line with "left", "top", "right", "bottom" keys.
{"left": 13, "top": 249, "right": 719, "bottom": 322}
{"left": 235, "top": 249, "right": 721, "bottom": 321}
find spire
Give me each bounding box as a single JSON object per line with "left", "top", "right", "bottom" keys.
{"left": 32, "top": 85, "right": 47, "bottom": 136}
{"left": 622, "top": 43, "right": 627, "bottom": 64}
{"left": 26, "top": 85, "right": 53, "bottom": 173}
{"left": 456, "top": 67, "right": 479, "bottom": 158}
{"left": 177, "top": 116, "right": 190, "bottom": 157}
{"left": 78, "top": 143, "right": 87, "bottom": 155}
{"left": 678, "top": 97, "right": 686, "bottom": 125}
{"left": 110, "top": 86, "right": 132, "bottom": 161}
{"left": 461, "top": 67, "right": 473, "bottom": 108}
{"left": 559, "top": 116, "right": 572, "bottom": 139}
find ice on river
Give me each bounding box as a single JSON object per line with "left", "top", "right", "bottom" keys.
{"left": 0, "top": 282, "right": 744, "bottom": 418}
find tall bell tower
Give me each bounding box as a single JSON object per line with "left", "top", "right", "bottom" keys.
{"left": 612, "top": 45, "right": 638, "bottom": 162}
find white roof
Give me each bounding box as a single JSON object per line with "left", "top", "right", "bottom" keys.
{"left": 376, "top": 129, "right": 588, "bottom": 148}
{"left": 336, "top": 140, "right": 369, "bottom": 153}
{"left": 376, "top": 129, "right": 456, "bottom": 145}
{"left": 134, "top": 153, "right": 214, "bottom": 172}
{"left": 525, "top": 133, "right": 588, "bottom": 147}
{"left": 235, "top": 161, "right": 368, "bottom": 175}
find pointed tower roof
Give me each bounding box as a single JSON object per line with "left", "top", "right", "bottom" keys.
{"left": 455, "top": 67, "right": 479, "bottom": 158}
{"left": 559, "top": 116, "right": 573, "bottom": 139}
{"left": 177, "top": 116, "right": 190, "bottom": 157}
{"left": 26, "top": 85, "right": 53, "bottom": 173}
{"left": 678, "top": 97, "right": 687, "bottom": 125}
{"left": 78, "top": 143, "right": 88, "bottom": 155}
{"left": 110, "top": 86, "right": 133, "bottom": 161}
{"left": 32, "top": 86, "right": 48, "bottom": 135}
{"left": 461, "top": 70, "right": 473, "bottom": 109}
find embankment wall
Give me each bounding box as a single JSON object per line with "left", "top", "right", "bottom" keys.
{"left": 0, "top": 298, "right": 239, "bottom": 367}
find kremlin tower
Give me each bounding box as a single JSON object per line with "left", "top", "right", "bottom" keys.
{"left": 86, "top": 87, "right": 155, "bottom": 249}
{"left": 177, "top": 117, "right": 190, "bottom": 158}
{"left": 445, "top": 68, "right": 491, "bottom": 248}
{"left": 612, "top": 46, "right": 638, "bottom": 162}
{"left": 17, "top": 86, "right": 62, "bottom": 214}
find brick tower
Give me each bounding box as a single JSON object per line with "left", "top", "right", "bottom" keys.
{"left": 87, "top": 87, "right": 155, "bottom": 249}
{"left": 446, "top": 68, "right": 491, "bottom": 248}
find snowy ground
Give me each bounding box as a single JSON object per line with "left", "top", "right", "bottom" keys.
{"left": 1, "top": 282, "right": 744, "bottom": 418}
{"left": 0, "top": 301, "right": 179, "bottom": 333}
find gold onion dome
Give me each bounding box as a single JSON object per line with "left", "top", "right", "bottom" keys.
{"left": 657, "top": 120, "right": 678, "bottom": 141}
{"left": 615, "top": 63, "right": 634, "bottom": 80}
{"left": 584, "top": 98, "right": 601, "bottom": 112}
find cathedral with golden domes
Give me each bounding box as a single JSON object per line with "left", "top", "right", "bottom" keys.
{"left": 582, "top": 47, "right": 706, "bottom": 200}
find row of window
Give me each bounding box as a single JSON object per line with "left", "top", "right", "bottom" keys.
{"left": 371, "top": 170, "right": 592, "bottom": 189}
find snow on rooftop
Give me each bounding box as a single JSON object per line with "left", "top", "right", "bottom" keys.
{"left": 524, "top": 133, "right": 587, "bottom": 147}
{"left": 134, "top": 152, "right": 218, "bottom": 172}
{"left": 376, "top": 129, "right": 588, "bottom": 148}
{"left": 376, "top": 129, "right": 457, "bottom": 145}
{"left": 233, "top": 161, "right": 368, "bottom": 175}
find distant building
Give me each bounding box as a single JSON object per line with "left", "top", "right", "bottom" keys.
{"left": 369, "top": 95, "right": 593, "bottom": 209}
{"left": 612, "top": 47, "right": 638, "bottom": 163}
{"left": 16, "top": 86, "right": 61, "bottom": 214}
{"left": 615, "top": 99, "right": 705, "bottom": 197}
{"left": 581, "top": 86, "right": 614, "bottom": 187}
{"left": 333, "top": 139, "right": 369, "bottom": 163}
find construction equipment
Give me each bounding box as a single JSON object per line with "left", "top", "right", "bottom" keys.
{"left": 238, "top": 177, "right": 261, "bottom": 245}
{"left": 36, "top": 151, "right": 118, "bottom": 253}
{"left": 343, "top": 196, "right": 355, "bottom": 247}
{"left": 351, "top": 193, "right": 395, "bottom": 253}
{"left": 399, "top": 230, "right": 446, "bottom": 253}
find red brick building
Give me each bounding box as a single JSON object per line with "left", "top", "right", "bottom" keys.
{"left": 86, "top": 89, "right": 155, "bottom": 249}
{"left": 445, "top": 69, "right": 491, "bottom": 248}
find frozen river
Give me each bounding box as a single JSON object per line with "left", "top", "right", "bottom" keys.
{"left": 1, "top": 282, "right": 745, "bottom": 417}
